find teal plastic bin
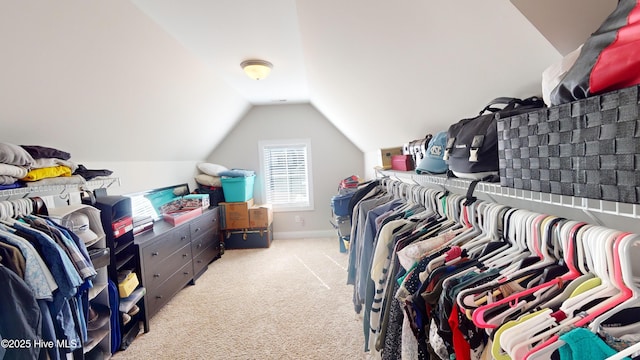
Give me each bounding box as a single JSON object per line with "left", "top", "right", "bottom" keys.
{"left": 221, "top": 175, "right": 255, "bottom": 202}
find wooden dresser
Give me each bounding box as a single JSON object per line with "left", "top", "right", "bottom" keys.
{"left": 135, "top": 207, "right": 221, "bottom": 321}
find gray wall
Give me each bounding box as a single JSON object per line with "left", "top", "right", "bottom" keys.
{"left": 208, "top": 103, "right": 363, "bottom": 238}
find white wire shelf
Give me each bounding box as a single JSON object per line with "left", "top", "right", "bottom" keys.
{"left": 376, "top": 169, "right": 640, "bottom": 223}
{"left": 0, "top": 177, "right": 120, "bottom": 200}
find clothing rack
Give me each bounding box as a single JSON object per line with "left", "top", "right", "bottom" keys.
{"left": 351, "top": 171, "right": 640, "bottom": 360}
{"left": 376, "top": 169, "right": 640, "bottom": 234}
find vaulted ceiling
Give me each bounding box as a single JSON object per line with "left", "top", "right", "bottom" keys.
{"left": 1, "top": 1, "right": 616, "bottom": 162}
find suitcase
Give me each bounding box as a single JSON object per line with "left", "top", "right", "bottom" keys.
{"left": 223, "top": 225, "right": 273, "bottom": 249}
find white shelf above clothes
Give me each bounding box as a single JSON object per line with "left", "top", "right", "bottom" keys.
{"left": 376, "top": 169, "right": 640, "bottom": 235}
{"left": 0, "top": 177, "right": 120, "bottom": 201}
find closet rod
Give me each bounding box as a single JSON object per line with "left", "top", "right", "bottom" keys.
{"left": 376, "top": 170, "right": 640, "bottom": 233}
{"left": 0, "top": 177, "right": 120, "bottom": 200}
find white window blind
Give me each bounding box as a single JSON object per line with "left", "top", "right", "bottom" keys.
{"left": 259, "top": 139, "right": 313, "bottom": 211}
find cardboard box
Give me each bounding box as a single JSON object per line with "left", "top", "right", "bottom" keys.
{"left": 249, "top": 203, "right": 273, "bottom": 228}
{"left": 379, "top": 147, "right": 404, "bottom": 169}
{"left": 163, "top": 207, "right": 203, "bottom": 226}
{"left": 118, "top": 272, "right": 139, "bottom": 298}
{"left": 220, "top": 199, "right": 254, "bottom": 229}
{"left": 182, "top": 194, "right": 210, "bottom": 210}
{"left": 112, "top": 216, "right": 133, "bottom": 238}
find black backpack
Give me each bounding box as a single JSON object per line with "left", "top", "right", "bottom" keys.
{"left": 444, "top": 97, "right": 546, "bottom": 180}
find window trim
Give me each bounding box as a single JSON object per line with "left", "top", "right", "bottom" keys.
{"left": 258, "top": 139, "right": 314, "bottom": 212}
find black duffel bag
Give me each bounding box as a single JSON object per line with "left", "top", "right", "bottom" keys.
{"left": 444, "top": 96, "right": 546, "bottom": 181}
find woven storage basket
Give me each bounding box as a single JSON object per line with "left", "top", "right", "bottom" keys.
{"left": 497, "top": 85, "right": 640, "bottom": 204}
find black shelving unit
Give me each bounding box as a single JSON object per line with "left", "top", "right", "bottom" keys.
{"left": 94, "top": 195, "right": 148, "bottom": 352}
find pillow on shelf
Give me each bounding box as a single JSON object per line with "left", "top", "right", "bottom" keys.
{"left": 197, "top": 162, "right": 228, "bottom": 176}
{"left": 195, "top": 174, "right": 222, "bottom": 187}
{"left": 0, "top": 142, "right": 35, "bottom": 167}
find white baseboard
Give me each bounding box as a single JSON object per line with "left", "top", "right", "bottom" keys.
{"left": 274, "top": 230, "right": 336, "bottom": 240}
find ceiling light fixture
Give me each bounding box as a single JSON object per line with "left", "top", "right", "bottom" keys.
{"left": 240, "top": 59, "right": 273, "bottom": 80}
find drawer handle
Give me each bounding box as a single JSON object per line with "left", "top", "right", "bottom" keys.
{"left": 183, "top": 271, "right": 189, "bottom": 275}
{"left": 197, "top": 244, "right": 202, "bottom": 248}
{"left": 183, "top": 253, "right": 188, "bottom": 258}
{"left": 156, "top": 295, "right": 163, "bottom": 299}
{"left": 152, "top": 252, "right": 159, "bottom": 256}
{"left": 194, "top": 227, "right": 200, "bottom": 233}
{"left": 181, "top": 236, "right": 187, "bottom": 241}
{"left": 153, "top": 274, "right": 160, "bottom": 278}
{"left": 197, "top": 260, "right": 203, "bottom": 264}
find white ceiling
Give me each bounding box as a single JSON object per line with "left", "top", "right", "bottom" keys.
{"left": 131, "top": 0, "right": 309, "bottom": 105}
{"left": 131, "top": 0, "right": 614, "bottom": 154}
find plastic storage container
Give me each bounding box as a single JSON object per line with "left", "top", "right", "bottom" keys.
{"left": 221, "top": 175, "right": 255, "bottom": 202}
{"left": 331, "top": 192, "right": 355, "bottom": 216}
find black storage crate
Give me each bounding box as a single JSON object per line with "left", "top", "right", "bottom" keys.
{"left": 497, "top": 85, "right": 640, "bottom": 204}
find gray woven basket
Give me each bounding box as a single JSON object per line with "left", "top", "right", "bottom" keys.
{"left": 497, "top": 85, "right": 640, "bottom": 204}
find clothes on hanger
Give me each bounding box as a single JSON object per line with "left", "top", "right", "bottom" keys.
{"left": 0, "top": 208, "right": 97, "bottom": 360}
{"left": 347, "top": 178, "right": 640, "bottom": 360}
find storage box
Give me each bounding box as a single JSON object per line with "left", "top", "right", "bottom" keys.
{"left": 391, "top": 154, "right": 415, "bottom": 171}
{"left": 112, "top": 216, "right": 133, "bottom": 238}
{"left": 220, "top": 199, "right": 254, "bottom": 229}
{"left": 379, "top": 147, "right": 404, "bottom": 169}
{"left": 249, "top": 203, "right": 273, "bottom": 228}
{"left": 331, "top": 192, "right": 355, "bottom": 216}
{"left": 118, "top": 272, "right": 139, "bottom": 298}
{"left": 223, "top": 225, "right": 273, "bottom": 249}
{"left": 497, "top": 84, "right": 640, "bottom": 203}
{"left": 163, "top": 207, "right": 203, "bottom": 226}
{"left": 182, "top": 194, "right": 210, "bottom": 210}
{"left": 221, "top": 175, "right": 255, "bottom": 202}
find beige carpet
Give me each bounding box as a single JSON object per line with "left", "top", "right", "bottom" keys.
{"left": 111, "top": 237, "right": 365, "bottom": 360}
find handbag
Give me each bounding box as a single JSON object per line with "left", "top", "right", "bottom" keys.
{"left": 444, "top": 97, "right": 546, "bottom": 181}
{"left": 550, "top": 0, "right": 640, "bottom": 105}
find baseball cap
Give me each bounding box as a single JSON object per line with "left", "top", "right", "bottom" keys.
{"left": 68, "top": 212, "right": 99, "bottom": 247}
{"left": 416, "top": 131, "right": 449, "bottom": 174}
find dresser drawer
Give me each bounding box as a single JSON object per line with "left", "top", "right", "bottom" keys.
{"left": 146, "top": 261, "right": 194, "bottom": 318}
{"left": 190, "top": 227, "right": 216, "bottom": 256}
{"left": 192, "top": 242, "right": 220, "bottom": 276}
{"left": 141, "top": 226, "right": 190, "bottom": 267}
{"left": 189, "top": 208, "right": 218, "bottom": 239}
{"left": 143, "top": 242, "right": 193, "bottom": 291}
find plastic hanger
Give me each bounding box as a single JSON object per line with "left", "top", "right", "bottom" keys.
{"left": 589, "top": 234, "right": 640, "bottom": 333}
{"left": 522, "top": 228, "right": 628, "bottom": 360}
{"left": 456, "top": 210, "right": 542, "bottom": 313}
{"left": 605, "top": 339, "right": 640, "bottom": 360}
{"left": 470, "top": 221, "right": 589, "bottom": 330}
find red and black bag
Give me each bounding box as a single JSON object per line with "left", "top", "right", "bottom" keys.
{"left": 551, "top": 0, "right": 640, "bottom": 105}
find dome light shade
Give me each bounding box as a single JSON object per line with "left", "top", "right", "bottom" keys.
{"left": 241, "top": 59, "right": 273, "bottom": 80}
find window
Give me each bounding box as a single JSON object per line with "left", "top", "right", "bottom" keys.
{"left": 259, "top": 139, "right": 313, "bottom": 211}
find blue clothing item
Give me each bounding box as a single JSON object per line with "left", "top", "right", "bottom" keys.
{"left": 0, "top": 229, "right": 55, "bottom": 300}
{"left": 13, "top": 222, "right": 82, "bottom": 315}
{"left": 108, "top": 280, "right": 121, "bottom": 351}
{"left": 28, "top": 217, "right": 97, "bottom": 280}
{"left": 38, "top": 299, "right": 60, "bottom": 360}
{"left": 347, "top": 187, "right": 381, "bottom": 286}
{"left": 46, "top": 220, "right": 92, "bottom": 267}
{"left": 360, "top": 199, "right": 402, "bottom": 351}
{"left": 50, "top": 299, "right": 81, "bottom": 358}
